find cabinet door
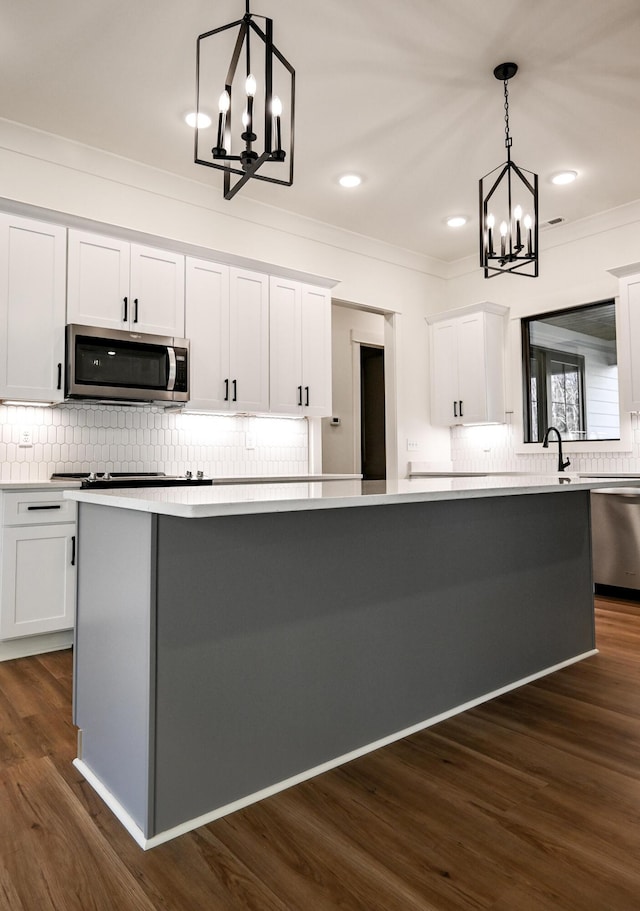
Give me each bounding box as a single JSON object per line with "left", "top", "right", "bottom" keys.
{"left": 0, "top": 215, "right": 66, "bottom": 403}
{"left": 130, "top": 244, "right": 185, "bottom": 337}
{"left": 301, "top": 284, "right": 332, "bottom": 417}
{"left": 185, "top": 257, "right": 230, "bottom": 412}
{"left": 229, "top": 268, "right": 269, "bottom": 413}
{"left": 430, "top": 320, "right": 460, "bottom": 425}
{"left": 0, "top": 525, "right": 76, "bottom": 639}
{"left": 623, "top": 277, "right": 640, "bottom": 410}
{"left": 67, "top": 229, "right": 130, "bottom": 330}
{"left": 269, "top": 277, "right": 303, "bottom": 415}
{"left": 456, "top": 313, "right": 488, "bottom": 424}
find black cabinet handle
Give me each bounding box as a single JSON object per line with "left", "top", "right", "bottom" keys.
{"left": 232, "top": 379, "right": 237, "bottom": 402}
{"left": 57, "top": 362, "right": 62, "bottom": 391}
{"left": 224, "top": 378, "right": 229, "bottom": 402}
{"left": 305, "top": 386, "right": 310, "bottom": 407}
{"left": 297, "top": 385, "right": 302, "bottom": 406}
{"left": 134, "top": 298, "right": 139, "bottom": 323}
{"left": 71, "top": 535, "right": 76, "bottom": 566}
{"left": 27, "top": 504, "right": 61, "bottom": 511}
{"left": 459, "top": 400, "right": 464, "bottom": 417}
{"left": 453, "top": 401, "right": 458, "bottom": 418}
{"left": 123, "top": 296, "right": 128, "bottom": 322}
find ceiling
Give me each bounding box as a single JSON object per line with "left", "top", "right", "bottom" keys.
{"left": 1, "top": 0, "right": 640, "bottom": 264}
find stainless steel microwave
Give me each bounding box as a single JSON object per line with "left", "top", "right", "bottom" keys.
{"left": 65, "top": 325, "right": 189, "bottom": 404}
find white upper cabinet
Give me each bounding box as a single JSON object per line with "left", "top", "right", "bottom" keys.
{"left": 0, "top": 214, "right": 67, "bottom": 403}
{"left": 185, "top": 258, "right": 230, "bottom": 412}
{"left": 129, "top": 244, "right": 186, "bottom": 337}
{"left": 229, "top": 268, "right": 270, "bottom": 413}
{"left": 269, "top": 277, "right": 332, "bottom": 416}
{"left": 618, "top": 272, "right": 640, "bottom": 411}
{"left": 428, "top": 303, "right": 508, "bottom": 426}
{"left": 185, "top": 259, "right": 269, "bottom": 413}
{"left": 67, "top": 230, "right": 185, "bottom": 337}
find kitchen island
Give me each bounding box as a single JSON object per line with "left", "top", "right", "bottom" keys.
{"left": 66, "top": 475, "right": 627, "bottom": 849}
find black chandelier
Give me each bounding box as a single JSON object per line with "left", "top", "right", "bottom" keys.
{"left": 479, "top": 62, "right": 538, "bottom": 278}
{"left": 194, "top": 0, "right": 295, "bottom": 201}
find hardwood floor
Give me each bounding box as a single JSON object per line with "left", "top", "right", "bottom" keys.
{"left": 0, "top": 594, "right": 639, "bottom": 910}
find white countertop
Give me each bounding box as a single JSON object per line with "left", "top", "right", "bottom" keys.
{"left": 64, "top": 474, "right": 639, "bottom": 519}
{"left": 0, "top": 480, "right": 82, "bottom": 490}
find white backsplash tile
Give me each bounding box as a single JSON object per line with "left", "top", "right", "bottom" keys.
{"left": 0, "top": 404, "right": 309, "bottom": 480}
{"left": 451, "top": 422, "right": 640, "bottom": 475}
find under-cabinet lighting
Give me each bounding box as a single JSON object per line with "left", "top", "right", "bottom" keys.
{"left": 2, "top": 400, "right": 52, "bottom": 407}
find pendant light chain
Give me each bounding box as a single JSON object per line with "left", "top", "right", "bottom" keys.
{"left": 503, "top": 79, "right": 512, "bottom": 149}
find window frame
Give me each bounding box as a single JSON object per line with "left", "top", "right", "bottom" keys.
{"left": 521, "top": 298, "right": 619, "bottom": 445}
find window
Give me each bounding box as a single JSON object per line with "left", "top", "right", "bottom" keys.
{"left": 528, "top": 347, "right": 586, "bottom": 442}
{"left": 522, "top": 300, "right": 619, "bottom": 443}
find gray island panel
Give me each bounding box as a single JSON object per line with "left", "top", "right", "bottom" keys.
{"left": 151, "top": 490, "right": 593, "bottom": 834}
{"left": 73, "top": 503, "right": 157, "bottom": 834}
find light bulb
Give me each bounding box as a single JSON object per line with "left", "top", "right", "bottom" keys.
{"left": 272, "top": 95, "right": 283, "bottom": 117}
{"left": 524, "top": 214, "right": 533, "bottom": 229}
{"left": 218, "top": 91, "right": 230, "bottom": 114}
{"left": 514, "top": 205, "right": 522, "bottom": 221}
{"left": 242, "top": 110, "right": 249, "bottom": 128}
{"left": 487, "top": 213, "right": 495, "bottom": 229}
{"left": 500, "top": 221, "right": 508, "bottom": 236}
{"left": 245, "top": 74, "right": 257, "bottom": 96}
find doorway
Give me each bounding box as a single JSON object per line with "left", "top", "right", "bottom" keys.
{"left": 320, "top": 302, "right": 397, "bottom": 480}
{"left": 360, "top": 345, "right": 386, "bottom": 480}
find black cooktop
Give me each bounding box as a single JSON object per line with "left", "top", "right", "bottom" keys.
{"left": 51, "top": 472, "right": 213, "bottom": 489}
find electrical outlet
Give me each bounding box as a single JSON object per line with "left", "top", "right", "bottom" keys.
{"left": 19, "top": 428, "right": 33, "bottom": 448}
{"left": 407, "top": 439, "right": 419, "bottom": 452}
{"left": 245, "top": 433, "right": 256, "bottom": 450}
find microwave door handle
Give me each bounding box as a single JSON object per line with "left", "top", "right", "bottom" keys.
{"left": 167, "top": 347, "right": 177, "bottom": 391}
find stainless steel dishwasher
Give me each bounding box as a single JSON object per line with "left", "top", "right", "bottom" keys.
{"left": 591, "top": 488, "right": 640, "bottom": 589}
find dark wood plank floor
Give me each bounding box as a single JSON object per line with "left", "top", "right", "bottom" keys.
{"left": 1, "top": 594, "right": 639, "bottom": 910}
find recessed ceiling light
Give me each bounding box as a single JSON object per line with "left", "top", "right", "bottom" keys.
{"left": 551, "top": 170, "right": 578, "bottom": 185}
{"left": 338, "top": 174, "right": 362, "bottom": 189}
{"left": 185, "top": 112, "right": 212, "bottom": 129}
{"left": 446, "top": 216, "right": 467, "bottom": 228}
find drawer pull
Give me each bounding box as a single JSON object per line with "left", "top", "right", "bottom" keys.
{"left": 71, "top": 535, "right": 76, "bottom": 566}
{"left": 27, "top": 504, "right": 62, "bottom": 511}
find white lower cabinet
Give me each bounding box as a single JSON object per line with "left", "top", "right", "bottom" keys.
{"left": 0, "top": 491, "right": 76, "bottom": 640}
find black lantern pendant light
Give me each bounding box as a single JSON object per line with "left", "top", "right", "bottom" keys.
{"left": 194, "top": 0, "right": 295, "bottom": 201}
{"left": 479, "top": 63, "right": 538, "bottom": 278}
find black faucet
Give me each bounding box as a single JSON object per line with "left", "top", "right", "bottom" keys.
{"left": 542, "top": 426, "right": 571, "bottom": 473}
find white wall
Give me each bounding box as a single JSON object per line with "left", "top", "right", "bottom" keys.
{"left": 0, "top": 118, "right": 451, "bottom": 478}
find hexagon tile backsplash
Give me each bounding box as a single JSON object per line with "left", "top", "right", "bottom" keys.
{"left": 0, "top": 404, "right": 309, "bottom": 481}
